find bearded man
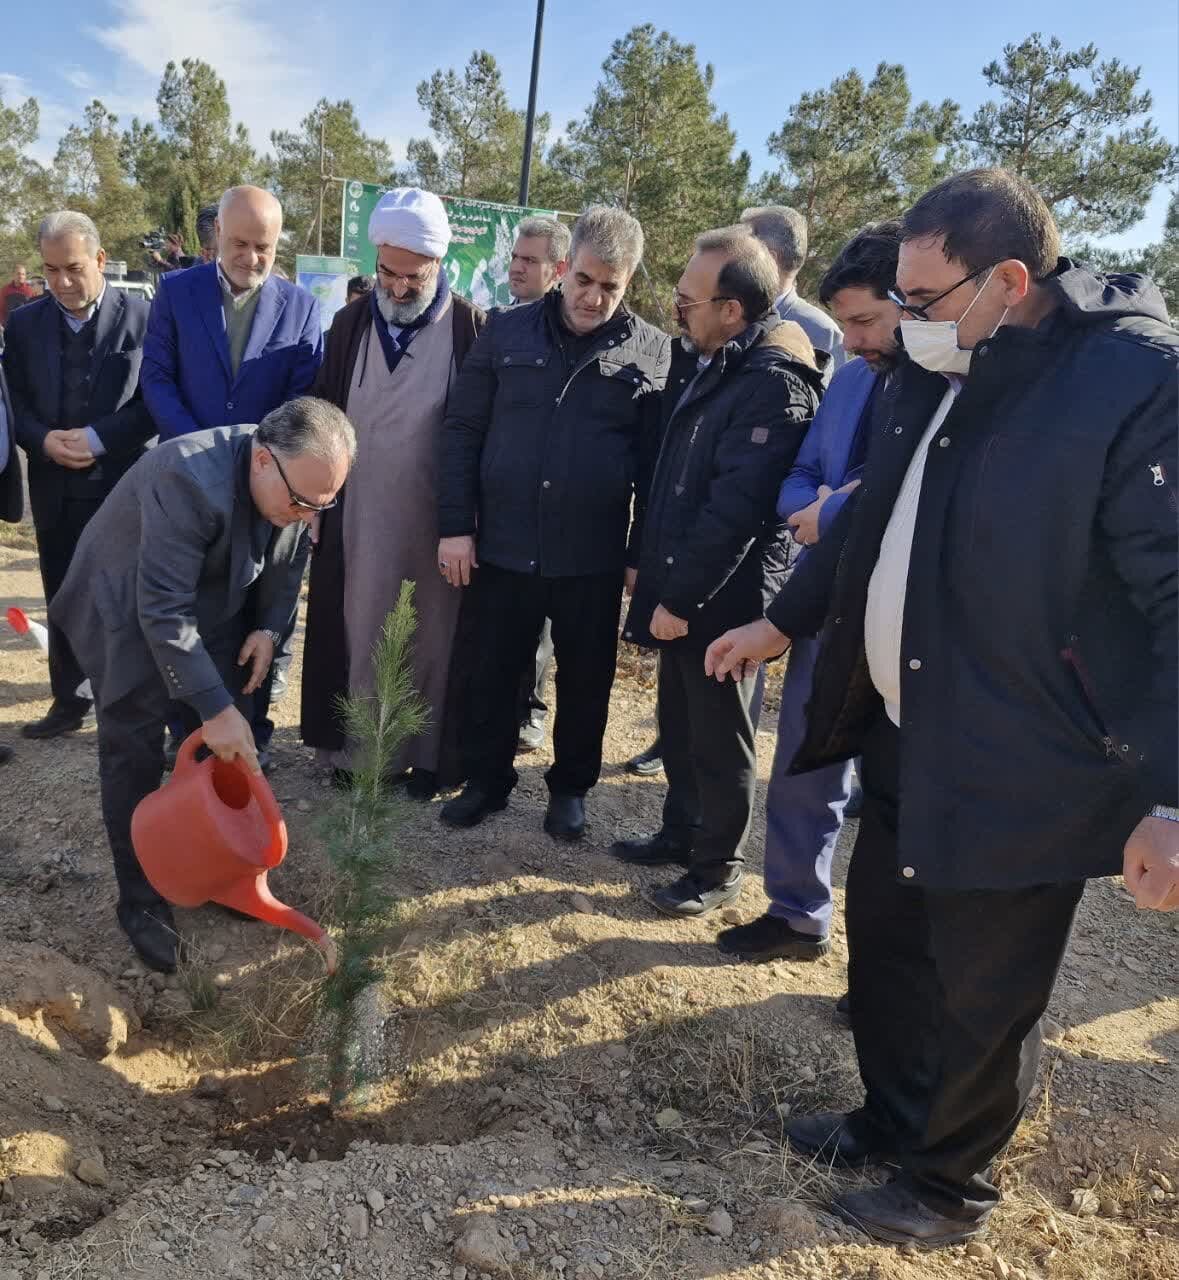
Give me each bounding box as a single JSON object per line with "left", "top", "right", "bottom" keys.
{"left": 301, "top": 189, "right": 485, "bottom": 797}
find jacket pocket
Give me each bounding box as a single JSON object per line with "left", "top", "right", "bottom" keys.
{"left": 495, "top": 349, "right": 552, "bottom": 408}
{"left": 1060, "top": 645, "right": 1121, "bottom": 762}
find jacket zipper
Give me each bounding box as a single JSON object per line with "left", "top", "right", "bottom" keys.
{"left": 1061, "top": 646, "right": 1119, "bottom": 761}
{"left": 1151, "top": 460, "right": 1177, "bottom": 511}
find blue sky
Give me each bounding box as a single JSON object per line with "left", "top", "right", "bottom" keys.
{"left": 3, "top": 0, "right": 1175, "bottom": 249}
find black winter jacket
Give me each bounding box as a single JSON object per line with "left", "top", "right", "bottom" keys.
{"left": 624, "top": 316, "right": 823, "bottom": 649}
{"left": 767, "top": 261, "right": 1178, "bottom": 891}
{"left": 438, "top": 291, "right": 671, "bottom": 577}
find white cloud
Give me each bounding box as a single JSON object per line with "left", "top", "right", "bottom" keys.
{"left": 62, "top": 67, "right": 96, "bottom": 92}
{"left": 88, "top": 0, "right": 307, "bottom": 150}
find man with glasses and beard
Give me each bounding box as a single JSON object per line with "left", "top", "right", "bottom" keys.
{"left": 706, "top": 169, "right": 1177, "bottom": 1248}
{"left": 301, "top": 189, "right": 486, "bottom": 798}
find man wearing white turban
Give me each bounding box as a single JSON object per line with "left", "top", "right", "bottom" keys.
{"left": 301, "top": 189, "right": 486, "bottom": 795}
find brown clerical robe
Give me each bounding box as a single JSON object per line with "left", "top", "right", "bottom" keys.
{"left": 300, "top": 292, "right": 485, "bottom": 781}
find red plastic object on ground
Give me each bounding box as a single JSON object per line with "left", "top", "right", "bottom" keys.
{"left": 6, "top": 606, "right": 49, "bottom": 653}
{"left": 131, "top": 730, "right": 337, "bottom": 973}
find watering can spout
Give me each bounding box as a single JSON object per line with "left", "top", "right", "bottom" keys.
{"left": 131, "top": 729, "right": 336, "bottom": 973}
{"left": 215, "top": 877, "right": 339, "bottom": 974}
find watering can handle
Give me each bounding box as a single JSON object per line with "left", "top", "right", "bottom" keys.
{"left": 175, "top": 728, "right": 286, "bottom": 834}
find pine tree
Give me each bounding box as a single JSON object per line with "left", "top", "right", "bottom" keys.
{"left": 966, "top": 34, "right": 1179, "bottom": 238}
{"left": 269, "top": 99, "right": 394, "bottom": 257}
{"left": 754, "top": 63, "right": 963, "bottom": 294}
{"left": 0, "top": 86, "right": 48, "bottom": 270}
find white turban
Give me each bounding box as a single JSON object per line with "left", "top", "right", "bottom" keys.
{"left": 367, "top": 188, "right": 451, "bottom": 259}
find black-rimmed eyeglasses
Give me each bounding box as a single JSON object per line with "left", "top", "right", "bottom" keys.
{"left": 266, "top": 447, "right": 338, "bottom": 513}
{"left": 887, "top": 265, "right": 992, "bottom": 321}
{"left": 672, "top": 292, "right": 736, "bottom": 320}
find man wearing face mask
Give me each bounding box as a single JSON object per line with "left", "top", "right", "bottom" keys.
{"left": 705, "top": 169, "right": 1178, "bottom": 1247}
{"left": 301, "top": 189, "right": 486, "bottom": 798}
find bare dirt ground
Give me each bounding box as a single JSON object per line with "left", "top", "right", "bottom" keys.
{"left": 1, "top": 526, "right": 1176, "bottom": 1280}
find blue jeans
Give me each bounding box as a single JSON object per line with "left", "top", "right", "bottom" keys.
{"left": 763, "top": 633, "right": 853, "bottom": 938}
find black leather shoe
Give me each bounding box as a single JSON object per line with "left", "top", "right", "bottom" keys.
{"left": 118, "top": 903, "right": 179, "bottom": 974}
{"left": 544, "top": 793, "right": 586, "bottom": 841}
{"left": 844, "top": 782, "right": 864, "bottom": 819}
{"left": 21, "top": 701, "right": 93, "bottom": 739}
{"left": 831, "top": 1180, "right": 990, "bottom": 1247}
{"left": 610, "top": 831, "right": 693, "bottom": 867}
{"left": 717, "top": 912, "right": 830, "bottom": 962}
{"left": 625, "top": 743, "right": 664, "bottom": 776}
{"left": 785, "top": 1110, "right": 891, "bottom": 1168}
{"left": 406, "top": 768, "right": 438, "bottom": 800}
{"left": 517, "top": 720, "right": 545, "bottom": 752}
{"left": 440, "top": 785, "right": 508, "bottom": 828}
{"left": 0, "top": 743, "right": 12, "bottom": 765}
{"left": 649, "top": 872, "right": 742, "bottom": 918}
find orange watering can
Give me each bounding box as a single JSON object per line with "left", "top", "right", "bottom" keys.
{"left": 131, "top": 730, "right": 337, "bottom": 973}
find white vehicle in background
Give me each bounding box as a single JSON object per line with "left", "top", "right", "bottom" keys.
{"left": 103, "top": 261, "right": 156, "bottom": 302}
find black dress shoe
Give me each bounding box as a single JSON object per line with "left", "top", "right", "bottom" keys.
{"left": 440, "top": 784, "right": 508, "bottom": 828}
{"left": 625, "top": 743, "right": 664, "bottom": 776}
{"left": 831, "top": 1179, "right": 990, "bottom": 1247}
{"left": 544, "top": 793, "right": 586, "bottom": 841}
{"left": 785, "top": 1109, "right": 891, "bottom": 1168}
{"left": 649, "top": 872, "right": 742, "bottom": 918}
{"left": 717, "top": 912, "right": 831, "bottom": 961}
{"left": 21, "top": 701, "right": 93, "bottom": 740}
{"left": 610, "top": 830, "right": 693, "bottom": 867}
{"left": 406, "top": 767, "right": 438, "bottom": 800}
{"left": 844, "top": 782, "right": 864, "bottom": 819}
{"left": 118, "top": 903, "right": 179, "bottom": 974}
{"left": 0, "top": 743, "right": 13, "bottom": 765}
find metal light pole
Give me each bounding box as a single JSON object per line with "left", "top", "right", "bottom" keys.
{"left": 518, "top": 0, "right": 545, "bottom": 207}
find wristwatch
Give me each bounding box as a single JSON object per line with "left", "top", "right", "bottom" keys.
{"left": 1149, "top": 804, "right": 1179, "bottom": 823}
{"left": 261, "top": 629, "right": 282, "bottom": 648}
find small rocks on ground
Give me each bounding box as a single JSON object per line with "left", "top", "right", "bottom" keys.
{"left": 366, "top": 1188, "right": 385, "bottom": 1213}
{"left": 1069, "top": 1187, "right": 1100, "bottom": 1216}
{"left": 704, "top": 1207, "right": 734, "bottom": 1239}
{"left": 74, "top": 1154, "right": 108, "bottom": 1188}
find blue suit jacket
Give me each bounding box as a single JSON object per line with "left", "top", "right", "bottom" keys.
{"left": 141, "top": 261, "right": 323, "bottom": 440}
{"left": 777, "top": 356, "right": 879, "bottom": 535}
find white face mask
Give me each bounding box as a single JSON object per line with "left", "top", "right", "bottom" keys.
{"left": 900, "top": 267, "right": 1008, "bottom": 375}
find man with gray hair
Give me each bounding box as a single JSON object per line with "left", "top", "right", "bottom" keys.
{"left": 438, "top": 205, "right": 670, "bottom": 839}
{"left": 2, "top": 209, "right": 155, "bottom": 739}
{"left": 509, "top": 215, "right": 571, "bottom": 304}
{"left": 50, "top": 397, "right": 354, "bottom": 972}
{"left": 742, "top": 205, "right": 847, "bottom": 381}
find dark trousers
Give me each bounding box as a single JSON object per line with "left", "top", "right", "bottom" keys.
{"left": 516, "top": 617, "right": 554, "bottom": 728}
{"left": 34, "top": 499, "right": 101, "bottom": 709}
{"left": 847, "top": 714, "right": 1084, "bottom": 1218}
{"left": 95, "top": 626, "right": 249, "bottom": 919}
{"left": 658, "top": 644, "right": 757, "bottom": 887}
{"left": 463, "top": 563, "right": 623, "bottom": 797}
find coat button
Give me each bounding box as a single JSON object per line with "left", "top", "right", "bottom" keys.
{"left": 909, "top": 658, "right": 922, "bottom": 670}
{"left": 938, "top": 437, "right": 950, "bottom": 447}
{"left": 901, "top": 866, "right": 916, "bottom": 879}
{"left": 624, "top": 631, "right": 632, "bottom": 639}
{"left": 504, "top": 355, "right": 512, "bottom": 363}
{"left": 542, "top": 480, "right": 551, "bottom": 489}
{"left": 535, "top": 358, "right": 543, "bottom": 365}
{"left": 227, "top": 401, "right": 234, "bottom": 410}
{"left": 665, "top": 555, "right": 674, "bottom": 565}
{"left": 894, "top": 426, "right": 903, "bottom": 434}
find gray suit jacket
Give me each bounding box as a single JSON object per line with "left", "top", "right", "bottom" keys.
{"left": 776, "top": 291, "right": 847, "bottom": 387}
{"left": 49, "top": 426, "right": 308, "bottom": 719}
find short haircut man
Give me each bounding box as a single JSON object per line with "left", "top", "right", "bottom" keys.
{"left": 508, "top": 216, "right": 572, "bottom": 303}
{"left": 741, "top": 204, "right": 847, "bottom": 380}
{"left": 437, "top": 204, "right": 670, "bottom": 840}
{"left": 719, "top": 220, "right": 904, "bottom": 966}
{"left": 615, "top": 224, "right": 822, "bottom": 916}
{"left": 196, "top": 205, "right": 219, "bottom": 263}
{"left": 2, "top": 209, "right": 155, "bottom": 739}
{"left": 709, "top": 167, "right": 1178, "bottom": 1246}
{"left": 346, "top": 274, "right": 373, "bottom": 304}
{"left": 50, "top": 398, "right": 354, "bottom": 973}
